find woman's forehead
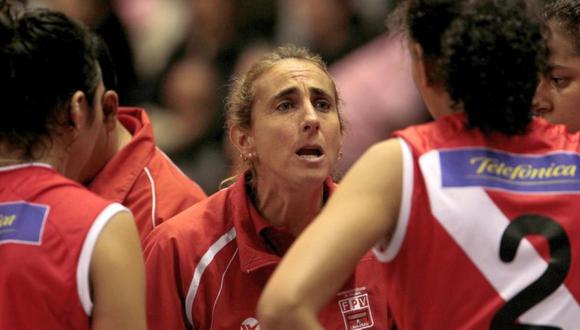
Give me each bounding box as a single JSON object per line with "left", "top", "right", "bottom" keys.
{"left": 254, "top": 59, "right": 334, "bottom": 96}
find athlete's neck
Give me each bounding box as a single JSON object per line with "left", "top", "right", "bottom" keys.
{"left": 112, "top": 119, "right": 133, "bottom": 153}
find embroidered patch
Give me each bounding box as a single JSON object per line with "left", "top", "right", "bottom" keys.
{"left": 240, "top": 317, "right": 260, "bottom": 330}
{"left": 337, "top": 288, "right": 374, "bottom": 329}
{"left": 0, "top": 201, "right": 49, "bottom": 245}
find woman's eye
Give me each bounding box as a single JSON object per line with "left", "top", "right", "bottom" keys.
{"left": 314, "top": 99, "right": 331, "bottom": 111}
{"left": 276, "top": 101, "right": 293, "bottom": 112}
{"left": 551, "top": 76, "right": 570, "bottom": 89}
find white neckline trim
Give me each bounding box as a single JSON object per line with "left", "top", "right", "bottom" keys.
{"left": 0, "top": 162, "right": 53, "bottom": 172}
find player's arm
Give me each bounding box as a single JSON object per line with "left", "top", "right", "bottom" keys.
{"left": 257, "top": 138, "right": 404, "bottom": 329}
{"left": 90, "top": 211, "right": 146, "bottom": 330}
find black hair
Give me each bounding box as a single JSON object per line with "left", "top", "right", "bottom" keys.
{"left": 402, "top": 0, "right": 547, "bottom": 135}
{"left": 544, "top": 0, "right": 580, "bottom": 54}
{"left": 0, "top": 3, "right": 100, "bottom": 159}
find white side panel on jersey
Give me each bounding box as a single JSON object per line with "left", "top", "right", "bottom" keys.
{"left": 373, "top": 138, "right": 413, "bottom": 262}
{"left": 419, "top": 150, "right": 580, "bottom": 327}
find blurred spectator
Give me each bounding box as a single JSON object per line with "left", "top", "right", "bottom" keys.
{"left": 35, "top": 0, "right": 139, "bottom": 104}
{"left": 224, "top": 41, "right": 277, "bottom": 178}
{"left": 156, "top": 0, "right": 248, "bottom": 90}
{"left": 276, "top": 0, "right": 374, "bottom": 64}
{"left": 150, "top": 0, "right": 247, "bottom": 139}
{"left": 151, "top": 56, "right": 229, "bottom": 194}
{"left": 330, "top": 32, "right": 430, "bottom": 178}
{"left": 146, "top": 0, "right": 277, "bottom": 191}
{"left": 116, "top": 0, "right": 188, "bottom": 83}
{"left": 232, "top": 42, "right": 276, "bottom": 77}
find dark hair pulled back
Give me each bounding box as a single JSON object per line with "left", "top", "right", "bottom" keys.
{"left": 0, "top": 3, "right": 100, "bottom": 159}
{"left": 405, "top": 0, "right": 547, "bottom": 135}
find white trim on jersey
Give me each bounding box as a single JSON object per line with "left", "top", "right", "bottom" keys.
{"left": 185, "top": 227, "right": 237, "bottom": 327}
{"left": 76, "top": 203, "right": 131, "bottom": 315}
{"left": 143, "top": 167, "right": 158, "bottom": 228}
{"left": 420, "top": 149, "right": 580, "bottom": 327}
{"left": 373, "top": 138, "right": 414, "bottom": 262}
{"left": 208, "top": 248, "right": 239, "bottom": 330}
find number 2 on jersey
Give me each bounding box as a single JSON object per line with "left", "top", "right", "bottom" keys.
{"left": 491, "top": 214, "right": 570, "bottom": 330}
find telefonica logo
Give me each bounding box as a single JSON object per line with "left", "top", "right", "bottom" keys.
{"left": 470, "top": 157, "right": 576, "bottom": 180}
{"left": 437, "top": 148, "right": 580, "bottom": 193}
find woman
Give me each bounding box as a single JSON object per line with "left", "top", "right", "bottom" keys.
{"left": 258, "top": 0, "right": 580, "bottom": 329}
{"left": 533, "top": 0, "right": 580, "bottom": 132}
{"left": 0, "top": 4, "right": 145, "bottom": 330}
{"left": 144, "top": 45, "right": 389, "bottom": 330}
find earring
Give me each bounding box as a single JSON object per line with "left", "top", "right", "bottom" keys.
{"left": 338, "top": 151, "right": 343, "bottom": 160}
{"left": 240, "top": 153, "right": 248, "bottom": 161}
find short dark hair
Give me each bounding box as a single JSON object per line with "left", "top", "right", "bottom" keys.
{"left": 0, "top": 4, "right": 100, "bottom": 159}
{"left": 396, "top": 0, "right": 547, "bottom": 135}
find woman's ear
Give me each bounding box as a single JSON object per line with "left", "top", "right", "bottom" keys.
{"left": 102, "top": 90, "right": 119, "bottom": 132}
{"left": 410, "top": 42, "right": 430, "bottom": 89}
{"left": 229, "top": 125, "right": 254, "bottom": 157}
{"left": 69, "top": 90, "right": 87, "bottom": 129}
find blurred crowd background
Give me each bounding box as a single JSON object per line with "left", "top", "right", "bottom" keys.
{"left": 30, "top": 0, "right": 429, "bottom": 194}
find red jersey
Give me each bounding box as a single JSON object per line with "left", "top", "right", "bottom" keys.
{"left": 88, "top": 107, "right": 207, "bottom": 241}
{"left": 0, "top": 163, "right": 128, "bottom": 330}
{"left": 145, "top": 175, "right": 388, "bottom": 330}
{"left": 373, "top": 114, "right": 580, "bottom": 329}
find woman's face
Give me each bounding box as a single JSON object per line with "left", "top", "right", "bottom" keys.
{"left": 533, "top": 23, "right": 580, "bottom": 132}
{"left": 243, "top": 59, "right": 342, "bottom": 188}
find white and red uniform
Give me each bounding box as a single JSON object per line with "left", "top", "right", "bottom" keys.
{"left": 374, "top": 113, "right": 580, "bottom": 329}
{"left": 88, "top": 107, "right": 207, "bottom": 241}
{"left": 0, "top": 163, "right": 128, "bottom": 330}
{"left": 145, "top": 175, "right": 388, "bottom": 330}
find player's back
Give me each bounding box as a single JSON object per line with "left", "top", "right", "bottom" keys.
{"left": 376, "top": 114, "right": 580, "bottom": 329}
{"left": 0, "top": 163, "right": 117, "bottom": 330}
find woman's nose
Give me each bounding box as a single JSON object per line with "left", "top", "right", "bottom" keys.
{"left": 532, "top": 77, "right": 552, "bottom": 116}
{"left": 302, "top": 104, "right": 320, "bottom": 132}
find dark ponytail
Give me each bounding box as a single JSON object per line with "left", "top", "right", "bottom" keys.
{"left": 406, "top": 0, "right": 547, "bottom": 135}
